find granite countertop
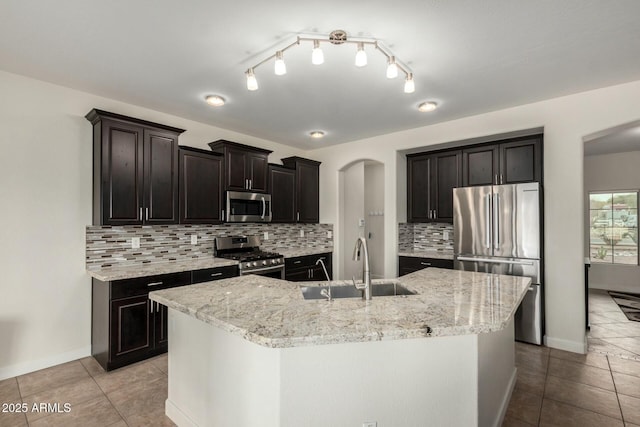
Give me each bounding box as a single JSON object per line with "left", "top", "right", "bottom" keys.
{"left": 398, "top": 250, "right": 454, "bottom": 260}
{"left": 149, "top": 268, "right": 530, "bottom": 348}
{"left": 275, "top": 247, "right": 333, "bottom": 258}
{"left": 86, "top": 248, "right": 334, "bottom": 281}
{"left": 87, "top": 258, "right": 239, "bottom": 282}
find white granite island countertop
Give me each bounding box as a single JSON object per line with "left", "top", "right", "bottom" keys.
{"left": 149, "top": 268, "right": 530, "bottom": 348}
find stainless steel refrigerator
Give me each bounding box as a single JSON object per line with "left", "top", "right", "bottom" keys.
{"left": 453, "top": 182, "right": 543, "bottom": 345}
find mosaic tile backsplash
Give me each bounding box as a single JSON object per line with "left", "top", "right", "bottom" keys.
{"left": 398, "top": 223, "right": 454, "bottom": 252}
{"left": 86, "top": 223, "right": 333, "bottom": 269}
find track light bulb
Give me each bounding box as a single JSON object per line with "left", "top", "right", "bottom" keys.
{"left": 386, "top": 56, "right": 398, "bottom": 79}
{"left": 246, "top": 69, "right": 258, "bottom": 91}
{"left": 312, "top": 40, "right": 324, "bottom": 65}
{"left": 404, "top": 73, "right": 415, "bottom": 93}
{"left": 355, "top": 42, "right": 367, "bottom": 67}
{"left": 274, "top": 51, "right": 287, "bottom": 75}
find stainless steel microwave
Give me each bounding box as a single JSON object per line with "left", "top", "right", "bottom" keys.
{"left": 226, "top": 191, "right": 272, "bottom": 222}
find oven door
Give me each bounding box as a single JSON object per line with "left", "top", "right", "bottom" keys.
{"left": 226, "top": 191, "right": 272, "bottom": 222}
{"left": 240, "top": 265, "right": 285, "bottom": 280}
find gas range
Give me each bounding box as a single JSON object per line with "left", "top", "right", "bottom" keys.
{"left": 215, "top": 236, "right": 285, "bottom": 278}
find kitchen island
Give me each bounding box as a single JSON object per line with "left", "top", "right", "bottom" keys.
{"left": 149, "top": 268, "right": 530, "bottom": 427}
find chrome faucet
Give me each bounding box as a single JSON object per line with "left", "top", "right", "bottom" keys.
{"left": 352, "top": 237, "right": 372, "bottom": 300}
{"left": 317, "top": 258, "right": 332, "bottom": 301}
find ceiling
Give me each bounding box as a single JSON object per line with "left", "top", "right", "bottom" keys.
{"left": 2, "top": 1, "right": 640, "bottom": 150}
{"left": 584, "top": 122, "right": 640, "bottom": 156}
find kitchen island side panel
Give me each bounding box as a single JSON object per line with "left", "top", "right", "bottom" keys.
{"left": 165, "top": 308, "right": 515, "bottom": 427}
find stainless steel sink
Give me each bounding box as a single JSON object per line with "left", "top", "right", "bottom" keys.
{"left": 300, "top": 282, "right": 416, "bottom": 300}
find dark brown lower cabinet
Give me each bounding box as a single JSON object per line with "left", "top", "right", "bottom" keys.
{"left": 398, "top": 256, "right": 453, "bottom": 276}
{"left": 92, "top": 265, "right": 239, "bottom": 371}
{"left": 285, "top": 253, "right": 332, "bottom": 281}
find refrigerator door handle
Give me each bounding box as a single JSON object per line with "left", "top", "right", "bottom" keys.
{"left": 485, "top": 194, "right": 491, "bottom": 249}
{"left": 493, "top": 193, "right": 500, "bottom": 249}
{"left": 456, "top": 256, "right": 534, "bottom": 266}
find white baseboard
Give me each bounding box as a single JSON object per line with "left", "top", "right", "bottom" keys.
{"left": 0, "top": 346, "right": 91, "bottom": 381}
{"left": 166, "top": 398, "right": 199, "bottom": 427}
{"left": 544, "top": 335, "right": 587, "bottom": 354}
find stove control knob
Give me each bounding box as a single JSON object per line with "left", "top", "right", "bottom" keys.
{"left": 246, "top": 262, "right": 252, "bottom": 268}
{"left": 252, "top": 262, "right": 258, "bottom": 267}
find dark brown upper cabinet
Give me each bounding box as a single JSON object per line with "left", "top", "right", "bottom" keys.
{"left": 462, "top": 135, "right": 542, "bottom": 186}
{"left": 178, "top": 146, "right": 224, "bottom": 224}
{"left": 268, "top": 164, "right": 296, "bottom": 223}
{"left": 86, "top": 109, "right": 184, "bottom": 225}
{"left": 282, "top": 157, "right": 321, "bottom": 223}
{"left": 407, "top": 150, "right": 462, "bottom": 223}
{"left": 207, "top": 140, "right": 272, "bottom": 192}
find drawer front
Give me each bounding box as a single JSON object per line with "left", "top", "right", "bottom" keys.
{"left": 399, "top": 256, "right": 453, "bottom": 275}
{"left": 285, "top": 252, "right": 331, "bottom": 272}
{"left": 191, "top": 265, "right": 239, "bottom": 284}
{"left": 111, "top": 271, "right": 191, "bottom": 299}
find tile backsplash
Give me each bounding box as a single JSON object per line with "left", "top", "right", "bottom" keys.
{"left": 398, "top": 223, "right": 454, "bottom": 252}
{"left": 86, "top": 223, "right": 333, "bottom": 270}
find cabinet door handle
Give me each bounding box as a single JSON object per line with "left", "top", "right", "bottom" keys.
{"left": 420, "top": 262, "right": 432, "bottom": 266}
{"left": 293, "top": 260, "right": 301, "bottom": 264}
{"left": 150, "top": 301, "right": 153, "bottom": 314}
{"left": 147, "top": 281, "right": 163, "bottom": 287}
{"left": 210, "top": 272, "right": 223, "bottom": 277}
{"left": 495, "top": 174, "right": 498, "bottom": 185}
{"left": 221, "top": 210, "right": 225, "bottom": 221}
{"left": 145, "top": 207, "right": 149, "bottom": 221}
{"left": 500, "top": 174, "right": 504, "bottom": 184}
{"left": 297, "top": 212, "right": 300, "bottom": 222}
{"left": 249, "top": 179, "right": 252, "bottom": 189}
{"left": 139, "top": 207, "right": 143, "bottom": 220}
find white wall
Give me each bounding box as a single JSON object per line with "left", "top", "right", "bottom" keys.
{"left": 0, "top": 70, "right": 305, "bottom": 379}
{"left": 365, "top": 162, "right": 385, "bottom": 279}
{"left": 340, "top": 162, "right": 365, "bottom": 280}
{"left": 584, "top": 151, "right": 640, "bottom": 293}
{"left": 309, "top": 79, "right": 640, "bottom": 354}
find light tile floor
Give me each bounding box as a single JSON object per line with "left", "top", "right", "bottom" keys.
{"left": 503, "top": 289, "right": 640, "bottom": 426}
{"left": 2, "top": 289, "right": 639, "bottom": 427}
{"left": 0, "top": 355, "right": 173, "bottom": 427}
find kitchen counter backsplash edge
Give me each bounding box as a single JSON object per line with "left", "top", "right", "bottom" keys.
{"left": 86, "top": 223, "right": 333, "bottom": 271}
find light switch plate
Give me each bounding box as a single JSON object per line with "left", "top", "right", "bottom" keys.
{"left": 191, "top": 234, "right": 198, "bottom": 245}
{"left": 327, "top": 231, "right": 332, "bottom": 239}
{"left": 131, "top": 237, "right": 140, "bottom": 249}
{"left": 359, "top": 218, "right": 365, "bottom": 227}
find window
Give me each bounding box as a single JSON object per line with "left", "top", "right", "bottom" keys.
{"left": 589, "top": 191, "right": 638, "bottom": 264}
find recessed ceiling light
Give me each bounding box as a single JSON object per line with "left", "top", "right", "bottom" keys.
{"left": 418, "top": 101, "right": 438, "bottom": 112}
{"left": 309, "top": 131, "right": 325, "bottom": 139}
{"left": 205, "top": 95, "right": 225, "bottom": 107}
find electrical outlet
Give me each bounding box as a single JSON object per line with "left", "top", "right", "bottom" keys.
{"left": 358, "top": 218, "right": 365, "bottom": 227}
{"left": 299, "top": 229, "right": 305, "bottom": 238}
{"left": 443, "top": 230, "right": 449, "bottom": 241}
{"left": 191, "top": 234, "right": 198, "bottom": 245}
{"left": 263, "top": 231, "right": 269, "bottom": 240}
{"left": 131, "top": 237, "right": 140, "bottom": 249}
{"left": 363, "top": 422, "right": 377, "bottom": 427}
{"left": 327, "top": 231, "right": 332, "bottom": 239}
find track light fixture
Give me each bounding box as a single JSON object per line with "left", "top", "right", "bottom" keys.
{"left": 244, "top": 29, "right": 414, "bottom": 93}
